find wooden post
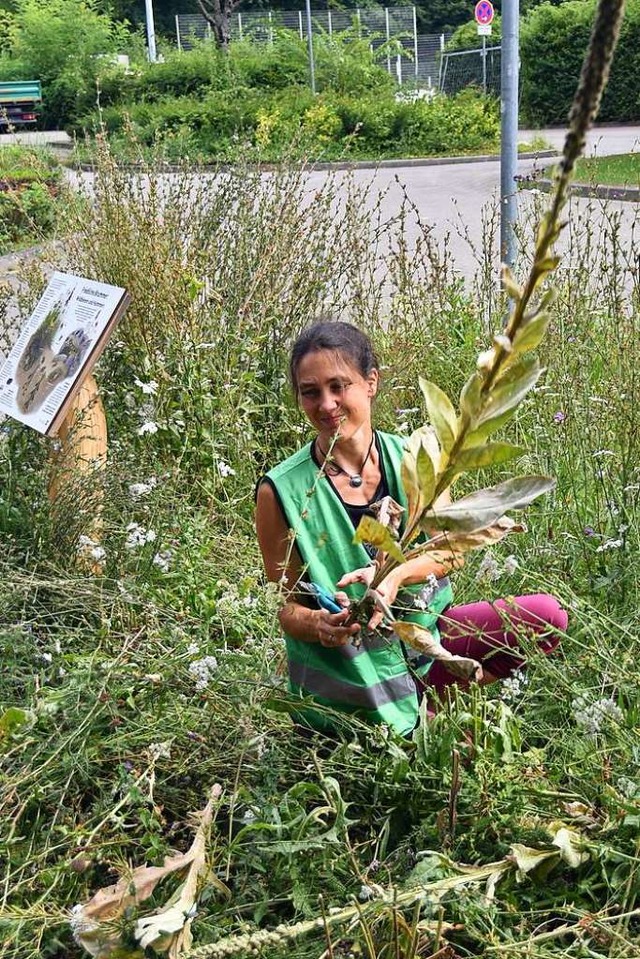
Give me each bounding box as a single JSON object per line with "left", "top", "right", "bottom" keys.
{"left": 48, "top": 373, "right": 107, "bottom": 574}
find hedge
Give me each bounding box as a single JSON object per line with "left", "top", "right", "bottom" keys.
{"left": 520, "top": 0, "right": 640, "bottom": 125}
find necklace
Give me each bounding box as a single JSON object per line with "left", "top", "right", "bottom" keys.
{"left": 316, "top": 432, "right": 376, "bottom": 488}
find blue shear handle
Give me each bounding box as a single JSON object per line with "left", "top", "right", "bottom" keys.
{"left": 311, "top": 582, "right": 343, "bottom": 614}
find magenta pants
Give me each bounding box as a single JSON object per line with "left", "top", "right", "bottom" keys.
{"left": 420, "top": 593, "right": 568, "bottom": 698}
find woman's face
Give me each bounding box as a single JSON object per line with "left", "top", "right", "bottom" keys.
{"left": 295, "top": 349, "right": 378, "bottom": 443}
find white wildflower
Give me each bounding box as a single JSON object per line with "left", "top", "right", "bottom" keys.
{"left": 125, "top": 523, "right": 157, "bottom": 549}
{"left": 90, "top": 545, "right": 106, "bottom": 562}
{"left": 241, "top": 809, "right": 258, "bottom": 825}
{"left": 476, "top": 552, "right": 501, "bottom": 582}
{"left": 592, "top": 449, "right": 615, "bottom": 457}
{"left": 129, "top": 477, "right": 158, "bottom": 498}
{"left": 134, "top": 378, "right": 158, "bottom": 395}
{"left": 595, "top": 538, "right": 623, "bottom": 553}
{"left": 187, "top": 642, "right": 200, "bottom": 656}
{"left": 217, "top": 460, "right": 235, "bottom": 478}
{"left": 504, "top": 555, "right": 519, "bottom": 575}
{"left": 358, "top": 885, "right": 376, "bottom": 902}
{"left": 54, "top": 639, "right": 62, "bottom": 654}
{"left": 58, "top": 667, "right": 67, "bottom": 678}
{"left": 148, "top": 741, "right": 172, "bottom": 762}
{"left": 189, "top": 655, "right": 219, "bottom": 691}
{"left": 397, "top": 421, "right": 409, "bottom": 433}
{"left": 501, "top": 669, "right": 528, "bottom": 702}
{"left": 572, "top": 694, "right": 624, "bottom": 738}
{"left": 414, "top": 573, "right": 439, "bottom": 610}
{"left": 152, "top": 550, "right": 172, "bottom": 572}
{"left": 137, "top": 421, "right": 159, "bottom": 436}
{"left": 617, "top": 777, "right": 638, "bottom": 799}
{"left": 242, "top": 594, "right": 257, "bottom": 608}
{"left": 41, "top": 652, "right": 53, "bottom": 664}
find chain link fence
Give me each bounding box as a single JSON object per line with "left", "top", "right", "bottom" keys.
{"left": 175, "top": 7, "right": 454, "bottom": 88}
{"left": 439, "top": 45, "right": 502, "bottom": 96}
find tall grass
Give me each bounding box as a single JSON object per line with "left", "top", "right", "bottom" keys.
{"left": 0, "top": 134, "right": 638, "bottom": 957}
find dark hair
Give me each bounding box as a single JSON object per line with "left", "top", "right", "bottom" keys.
{"left": 289, "top": 321, "right": 379, "bottom": 390}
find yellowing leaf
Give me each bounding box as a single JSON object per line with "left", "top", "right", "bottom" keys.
{"left": 501, "top": 264, "right": 523, "bottom": 301}
{"left": 419, "top": 377, "right": 457, "bottom": 453}
{"left": 508, "top": 843, "right": 558, "bottom": 881}
{"left": 422, "top": 475, "right": 555, "bottom": 534}
{"left": 416, "top": 441, "right": 436, "bottom": 505}
{"left": 551, "top": 825, "right": 590, "bottom": 868}
{"left": 415, "top": 516, "right": 525, "bottom": 555}
{"left": 393, "top": 621, "right": 481, "bottom": 680}
{"left": 354, "top": 515, "right": 406, "bottom": 564}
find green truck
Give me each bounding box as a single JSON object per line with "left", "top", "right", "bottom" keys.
{"left": 0, "top": 81, "right": 42, "bottom": 128}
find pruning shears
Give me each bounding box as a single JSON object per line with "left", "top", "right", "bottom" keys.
{"left": 299, "top": 581, "right": 343, "bottom": 614}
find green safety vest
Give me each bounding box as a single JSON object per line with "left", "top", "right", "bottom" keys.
{"left": 266, "top": 431, "right": 453, "bottom": 735}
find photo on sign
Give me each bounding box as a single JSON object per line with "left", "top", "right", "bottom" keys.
{"left": 0, "top": 272, "right": 130, "bottom": 436}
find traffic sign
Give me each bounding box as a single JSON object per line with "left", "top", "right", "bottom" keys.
{"left": 475, "top": 1, "right": 494, "bottom": 26}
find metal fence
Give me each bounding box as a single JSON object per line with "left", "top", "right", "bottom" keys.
{"left": 439, "top": 45, "right": 502, "bottom": 96}
{"left": 175, "top": 7, "right": 452, "bottom": 87}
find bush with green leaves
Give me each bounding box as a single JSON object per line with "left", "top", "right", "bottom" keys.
{"left": 0, "top": 146, "right": 70, "bottom": 254}
{"left": 0, "top": 0, "right": 135, "bottom": 127}
{"left": 521, "top": 0, "right": 640, "bottom": 124}
{"left": 73, "top": 85, "right": 499, "bottom": 162}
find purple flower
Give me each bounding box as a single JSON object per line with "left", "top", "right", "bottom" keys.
{"left": 553, "top": 411, "right": 566, "bottom": 424}
{"left": 584, "top": 526, "right": 596, "bottom": 537}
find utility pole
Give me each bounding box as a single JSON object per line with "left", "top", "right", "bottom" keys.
{"left": 500, "top": 0, "right": 519, "bottom": 268}
{"left": 305, "top": 0, "right": 316, "bottom": 93}
{"left": 144, "top": 0, "right": 157, "bottom": 63}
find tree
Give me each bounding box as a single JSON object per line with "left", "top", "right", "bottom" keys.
{"left": 196, "top": 0, "right": 242, "bottom": 50}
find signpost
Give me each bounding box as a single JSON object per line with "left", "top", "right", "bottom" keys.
{"left": 474, "top": 0, "right": 494, "bottom": 94}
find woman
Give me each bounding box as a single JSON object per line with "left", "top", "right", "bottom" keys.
{"left": 256, "top": 321, "right": 567, "bottom": 735}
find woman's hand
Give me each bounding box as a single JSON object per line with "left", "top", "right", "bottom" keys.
{"left": 315, "top": 607, "right": 361, "bottom": 648}
{"left": 336, "top": 565, "right": 401, "bottom": 631}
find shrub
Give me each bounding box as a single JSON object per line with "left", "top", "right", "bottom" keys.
{"left": 2, "top": 0, "right": 133, "bottom": 127}
{"left": 521, "top": 0, "right": 640, "bottom": 124}
{"left": 0, "top": 146, "right": 66, "bottom": 253}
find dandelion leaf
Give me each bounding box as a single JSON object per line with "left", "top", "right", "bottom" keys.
{"left": 354, "top": 515, "right": 406, "bottom": 564}
{"left": 419, "top": 377, "right": 457, "bottom": 453}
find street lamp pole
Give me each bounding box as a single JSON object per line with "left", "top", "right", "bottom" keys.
{"left": 144, "top": 0, "right": 158, "bottom": 63}
{"left": 500, "top": 0, "right": 519, "bottom": 268}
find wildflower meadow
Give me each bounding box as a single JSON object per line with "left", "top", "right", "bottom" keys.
{"left": 1, "top": 2, "right": 638, "bottom": 957}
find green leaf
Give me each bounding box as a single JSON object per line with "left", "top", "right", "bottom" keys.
{"left": 459, "top": 371, "right": 482, "bottom": 420}
{"left": 416, "top": 441, "right": 436, "bottom": 505}
{"left": 501, "top": 264, "right": 523, "bottom": 301}
{"left": 354, "top": 515, "right": 406, "bottom": 564}
{"left": 442, "top": 442, "right": 523, "bottom": 484}
{"left": 512, "top": 312, "right": 551, "bottom": 355}
{"left": 401, "top": 452, "right": 422, "bottom": 522}
{"left": 464, "top": 355, "right": 542, "bottom": 446}
{"left": 0, "top": 707, "right": 30, "bottom": 741}
{"left": 419, "top": 377, "right": 457, "bottom": 453}
{"left": 422, "top": 475, "right": 555, "bottom": 534}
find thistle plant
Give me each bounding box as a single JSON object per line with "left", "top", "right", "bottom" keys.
{"left": 349, "top": 0, "right": 627, "bottom": 655}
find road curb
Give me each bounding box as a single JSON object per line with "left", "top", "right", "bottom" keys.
{"left": 521, "top": 178, "right": 640, "bottom": 203}
{"left": 68, "top": 150, "right": 559, "bottom": 174}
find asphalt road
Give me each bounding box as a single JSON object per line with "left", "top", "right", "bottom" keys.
{"left": 1, "top": 125, "right": 639, "bottom": 286}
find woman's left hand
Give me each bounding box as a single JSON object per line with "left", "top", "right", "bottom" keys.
{"left": 336, "top": 566, "right": 400, "bottom": 631}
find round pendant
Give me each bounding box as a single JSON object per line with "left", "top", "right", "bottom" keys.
{"left": 349, "top": 475, "right": 363, "bottom": 488}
